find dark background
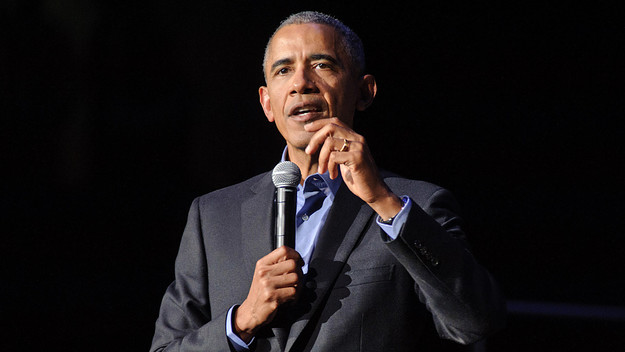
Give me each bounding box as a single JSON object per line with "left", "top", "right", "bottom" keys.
{"left": 2, "top": 0, "right": 624, "bottom": 350}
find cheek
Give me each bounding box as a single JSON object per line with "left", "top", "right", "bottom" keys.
{"left": 270, "top": 89, "right": 288, "bottom": 112}
{"left": 327, "top": 91, "right": 354, "bottom": 115}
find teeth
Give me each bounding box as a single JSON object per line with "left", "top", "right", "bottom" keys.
{"left": 295, "top": 108, "right": 315, "bottom": 115}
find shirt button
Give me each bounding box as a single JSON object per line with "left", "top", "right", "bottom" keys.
{"left": 302, "top": 214, "right": 309, "bottom": 221}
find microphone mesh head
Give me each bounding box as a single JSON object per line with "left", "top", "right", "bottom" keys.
{"left": 272, "top": 161, "right": 301, "bottom": 188}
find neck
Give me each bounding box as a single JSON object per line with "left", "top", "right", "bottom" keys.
{"left": 286, "top": 145, "right": 319, "bottom": 184}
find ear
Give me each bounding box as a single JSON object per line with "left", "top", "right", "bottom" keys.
{"left": 259, "top": 86, "right": 274, "bottom": 122}
{"left": 355, "top": 74, "right": 377, "bottom": 111}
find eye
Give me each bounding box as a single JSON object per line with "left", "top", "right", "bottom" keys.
{"left": 313, "top": 62, "right": 331, "bottom": 70}
{"left": 275, "top": 67, "right": 290, "bottom": 76}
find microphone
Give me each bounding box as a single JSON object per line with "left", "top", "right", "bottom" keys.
{"left": 272, "top": 161, "right": 301, "bottom": 249}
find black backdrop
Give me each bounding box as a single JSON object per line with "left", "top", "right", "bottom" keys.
{"left": 2, "top": 1, "right": 624, "bottom": 350}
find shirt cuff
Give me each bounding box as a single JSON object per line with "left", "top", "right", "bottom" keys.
{"left": 376, "top": 196, "right": 412, "bottom": 240}
{"left": 226, "top": 305, "right": 254, "bottom": 351}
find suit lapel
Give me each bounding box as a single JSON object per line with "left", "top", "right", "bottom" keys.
{"left": 241, "top": 172, "right": 275, "bottom": 279}
{"left": 285, "top": 183, "right": 375, "bottom": 351}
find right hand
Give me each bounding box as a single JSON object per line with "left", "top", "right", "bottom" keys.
{"left": 234, "top": 246, "right": 303, "bottom": 343}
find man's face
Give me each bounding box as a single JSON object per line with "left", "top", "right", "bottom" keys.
{"left": 259, "top": 23, "right": 363, "bottom": 150}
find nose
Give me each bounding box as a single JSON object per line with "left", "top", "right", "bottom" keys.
{"left": 290, "top": 67, "right": 318, "bottom": 95}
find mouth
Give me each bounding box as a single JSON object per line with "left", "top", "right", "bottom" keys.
{"left": 288, "top": 103, "right": 325, "bottom": 122}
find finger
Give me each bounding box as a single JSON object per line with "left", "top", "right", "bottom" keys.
{"left": 303, "top": 117, "right": 346, "bottom": 132}
{"left": 317, "top": 135, "right": 339, "bottom": 175}
{"left": 261, "top": 246, "right": 302, "bottom": 265}
{"left": 326, "top": 139, "right": 344, "bottom": 179}
{"left": 305, "top": 123, "right": 336, "bottom": 155}
{"left": 272, "top": 272, "right": 300, "bottom": 288}
{"left": 327, "top": 150, "right": 340, "bottom": 179}
{"left": 305, "top": 121, "right": 353, "bottom": 155}
{"left": 275, "top": 286, "right": 299, "bottom": 304}
{"left": 270, "top": 258, "right": 301, "bottom": 276}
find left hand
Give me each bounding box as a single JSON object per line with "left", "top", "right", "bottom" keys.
{"left": 304, "top": 118, "right": 402, "bottom": 219}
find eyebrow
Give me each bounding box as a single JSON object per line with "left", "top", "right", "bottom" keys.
{"left": 270, "top": 58, "right": 294, "bottom": 73}
{"left": 310, "top": 54, "right": 342, "bottom": 68}
{"left": 269, "top": 54, "right": 343, "bottom": 73}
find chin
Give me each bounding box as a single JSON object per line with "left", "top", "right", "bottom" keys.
{"left": 291, "top": 141, "right": 310, "bottom": 151}
{"left": 286, "top": 132, "right": 314, "bottom": 149}
{"left": 286, "top": 138, "right": 311, "bottom": 152}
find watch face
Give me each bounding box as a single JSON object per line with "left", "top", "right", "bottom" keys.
{"left": 380, "top": 215, "right": 394, "bottom": 225}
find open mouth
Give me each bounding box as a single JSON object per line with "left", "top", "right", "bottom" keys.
{"left": 290, "top": 106, "right": 321, "bottom": 116}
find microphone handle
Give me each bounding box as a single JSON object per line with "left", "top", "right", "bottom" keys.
{"left": 275, "top": 186, "right": 297, "bottom": 249}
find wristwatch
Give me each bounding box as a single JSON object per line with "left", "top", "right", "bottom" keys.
{"left": 378, "top": 213, "right": 398, "bottom": 225}
{"left": 378, "top": 198, "right": 406, "bottom": 225}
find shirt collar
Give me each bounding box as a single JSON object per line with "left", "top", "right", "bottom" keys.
{"left": 280, "top": 146, "right": 342, "bottom": 200}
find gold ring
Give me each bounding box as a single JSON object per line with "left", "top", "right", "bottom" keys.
{"left": 339, "top": 139, "right": 350, "bottom": 152}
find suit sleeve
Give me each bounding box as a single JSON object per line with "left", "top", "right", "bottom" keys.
{"left": 383, "top": 188, "right": 506, "bottom": 344}
{"left": 150, "top": 197, "right": 235, "bottom": 352}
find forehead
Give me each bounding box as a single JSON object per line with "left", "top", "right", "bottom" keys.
{"left": 266, "top": 23, "right": 344, "bottom": 65}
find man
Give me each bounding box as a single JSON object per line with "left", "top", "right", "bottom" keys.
{"left": 151, "top": 11, "right": 505, "bottom": 352}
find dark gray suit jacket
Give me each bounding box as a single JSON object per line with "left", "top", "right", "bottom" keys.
{"left": 150, "top": 171, "right": 505, "bottom": 351}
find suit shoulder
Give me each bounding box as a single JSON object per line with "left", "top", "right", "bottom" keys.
{"left": 381, "top": 173, "right": 454, "bottom": 206}
{"left": 382, "top": 173, "right": 443, "bottom": 195}
{"left": 382, "top": 173, "right": 464, "bottom": 222}
{"left": 195, "top": 171, "right": 271, "bottom": 207}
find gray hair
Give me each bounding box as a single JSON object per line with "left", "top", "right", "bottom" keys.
{"left": 262, "top": 11, "right": 366, "bottom": 80}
